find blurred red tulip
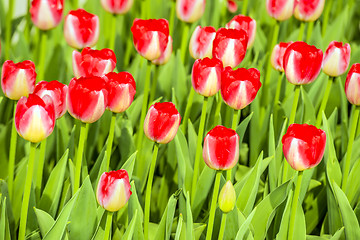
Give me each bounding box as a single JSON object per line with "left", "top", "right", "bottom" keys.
{"left": 271, "top": 41, "right": 293, "bottom": 72}
{"left": 345, "top": 63, "right": 360, "bottom": 105}
{"left": 30, "top": 0, "right": 64, "bottom": 30}
{"left": 323, "top": 41, "right": 351, "bottom": 77}
{"left": 176, "top": 0, "right": 206, "bottom": 23}
{"left": 227, "top": 0, "right": 238, "bottom": 13}
{"left": 294, "top": 0, "right": 325, "bottom": 22}
{"left": 189, "top": 26, "right": 216, "bottom": 59}
{"left": 266, "top": 0, "right": 294, "bottom": 21}
{"left": 101, "top": 0, "right": 134, "bottom": 15}
{"left": 226, "top": 15, "right": 256, "bottom": 48}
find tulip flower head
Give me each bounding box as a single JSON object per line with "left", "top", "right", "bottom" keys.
{"left": 203, "top": 125, "right": 239, "bottom": 170}
{"left": 221, "top": 67, "right": 261, "bottom": 110}
{"left": 96, "top": 169, "right": 132, "bottom": 212}
{"left": 323, "top": 41, "right": 351, "bottom": 77}
{"left": 176, "top": 0, "right": 206, "bottom": 23}
{"left": 282, "top": 123, "right": 326, "bottom": 171}
{"left": 72, "top": 47, "right": 117, "bottom": 78}
{"left": 218, "top": 180, "right": 236, "bottom": 213}
{"left": 189, "top": 26, "right": 216, "bottom": 59}
{"left": 1, "top": 60, "right": 37, "bottom": 100}
{"left": 30, "top": 0, "right": 64, "bottom": 30}
{"left": 101, "top": 0, "right": 134, "bottom": 15}
{"left": 345, "top": 63, "right": 360, "bottom": 105}
{"left": 227, "top": 0, "right": 238, "bottom": 13}
{"left": 271, "top": 41, "right": 293, "bottom": 72}
{"left": 226, "top": 15, "right": 256, "bottom": 48}
{"left": 152, "top": 36, "right": 173, "bottom": 65}
{"left": 144, "top": 102, "right": 181, "bottom": 144}
{"left": 266, "top": 0, "right": 294, "bottom": 21}
{"left": 294, "top": 0, "right": 325, "bottom": 22}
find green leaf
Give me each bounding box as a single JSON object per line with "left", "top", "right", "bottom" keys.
{"left": 185, "top": 191, "right": 193, "bottom": 240}
{"left": 276, "top": 189, "right": 293, "bottom": 240}
{"left": 34, "top": 208, "right": 55, "bottom": 237}
{"left": 235, "top": 209, "right": 256, "bottom": 240}
{"left": 121, "top": 151, "right": 137, "bottom": 180}
{"left": 300, "top": 87, "right": 316, "bottom": 125}
{"left": 174, "top": 214, "right": 184, "bottom": 240}
{"left": 122, "top": 209, "right": 138, "bottom": 240}
{"left": 0, "top": 197, "right": 11, "bottom": 240}
{"left": 127, "top": 181, "right": 144, "bottom": 240}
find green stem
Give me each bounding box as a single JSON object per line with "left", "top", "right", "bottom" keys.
{"left": 106, "top": 113, "right": 117, "bottom": 171}
{"left": 5, "top": 0, "right": 14, "bottom": 59}
{"left": 18, "top": 142, "right": 37, "bottom": 240}
{"left": 306, "top": 21, "right": 314, "bottom": 42}
{"left": 191, "top": 97, "right": 208, "bottom": 204}
{"left": 181, "top": 88, "right": 195, "bottom": 133}
{"left": 37, "top": 30, "right": 48, "bottom": 82}
{"left": 149, "top": 65, "right": 160, "bottom": 107}
{"left": 289, "top": 86, "right": 301, "bottom": 125}
{"left": 322, "top": 0, "right": 333, "bottom": 36}
{"left": 144, "top": 143, "right": 159, "bottom": 240}
{"left": 342, "top": 106, "right": 360, "bottom": 191}
{"left": 241, "top": 0, "right": 249, "bottom": 15}
{"left": 109, "top": 14, "right": 117, "bottom": 50}
{"left": 180, "top": 23, "right": 190, "bottom": 64}
{"left": 213, "top": 93, "right": 222, "bottom": 127}
{"left": 8, "top": 101, "right": 17, "bottom": 201}
{"left": 72, "top": 0, "right": 78, "bottom": 8}
{"left": 104, "top": 211, "right": 113, "bottom": 240}
{"left": 336, "top": 0, "right": 343, "bottom": 16}
{"left": 298, "top": 22, "right": 305, "bottom": 41}
{"left": 316, "top": 76, "right": 334, "bottom": 128}
{"left": 36, "top": 139, "right": 47, "bottom": 201}
{"left": 288, "top": 171, "right": 303, "bottom": 240}
{"left": 73, "top": 122, "right": 88, "bottom": 195}
{"left": 123, "top": 38, "right": 133, "bottom": 68}
{"left": 25, "top": 0, "right": 31, "bottom": 42}
{"left": 273, "top": 73, "right": 284, "bottom": 125}
{"left": 226, "top": 109, "right": 240, "bottom": 181}
{"left": 169, "top": 1, "right": 176, "bottom": 36}
{"left": 218, "top": 213, "right": 227, "bottom": 240}
{"left": 205, "top": 171, "right": 222, "bottom": 240}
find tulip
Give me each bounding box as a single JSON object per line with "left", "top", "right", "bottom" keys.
{"left": 30, "top": 0, "right": 64, "bottom": 30}
{"left": 294, "top": 0, "right": 325, "bottom": 22}
{"left": 266, "top": 0, "right": 294, "bottom": 21}
{"left": 64, "top": 9, "right": 100, "bottom": 49}
{"left": 152, "top": 36, "right": 173, "bottom": 65}
{"left": 345, "top": 63, "right": 360, "bottom": 106}
{"left": 212, "top": 28, "right": 248, "bottom": 68}
{"left": 271, "top": 42, "right": 293, "bottom": 72}
{"left": 221, "top": 66, "right": 262, "bottom": 110}
{"left": 323, "top": 41, "right": 351, "bottom": 77}
{"left": 96, "top": 169, "right": 132, "bottom": 212}
{"left": 225, "top": 15, "right": 256, "bottom": 48}
{"left": 67, "top": 76, "right": 108, "bottom": 123}
{"left": 189, "top": 26, "right": 216, "bottom": 59}
{"left": 101, "top": 0, "right": 134, "bottom": 15}
{"left": 227, "top": 0, "right": 238, "bottom": 13}
{"left": 218, "top": 180, "right": 236, "bottom": 213}
{"left": 283, "top": 41, "right": 323, "bottom": 85}
{"left": 1, "top": 60, "right": 37, "bottom": 100}
{"left": 176, "top": 0, "right": 206, "bottom": 23}
{"left": 72, "top": 47, "right": 117, "bottom": 78}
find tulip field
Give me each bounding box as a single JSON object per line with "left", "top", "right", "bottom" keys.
{"left": 2, "top": 0, "right": 360, "bottom": 239}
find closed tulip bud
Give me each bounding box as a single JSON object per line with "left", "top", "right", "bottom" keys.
{"left": 266, "top": 0, "right": 294, "bottom": 21}
{"left": 203, "top": 125, "right": 239, "bottom": 170}
{"left": 191, "top": 57, "right": 223, "bottom": 97}
{"left": 226, "top": 15, "right": 256, "bottom": 49}
{"left": 96, "top": 169, "right": 132, "bottom": 212}
{"left": 1, "top": 60, "right": 37, "bottom": 100}
{"left": 15, "top": 94, "right": 55, "bottom": 143}
{"left": 271, "top": 42, "right": 293, "bottom": 72}
{"left": 323, "top": 41, "right": 351, "bottom": 77}
{"left": 294, "top": 0, "right": 325, "bottom": 22}
{"left": 72, "top": 47, "right": 117, "bottom": 78}
{"left": 67, "top": 76, "right": 108, "bottom": 123}
{"left": 152, "top": 36, "right": 173, "bottom": 65}
{"left": 106, "top": 72, "right": 136, "bottom": 113}
{"left": 283, "top": 41, "right": 323, "bottom": 85}
{"left": 176, "top": 0, "right": 206, "bottom": 23}
{"left": 221, "top": 67, "right": 261, "bottom": 110}
{"left": 212, "top": 28, "right": 248, "bottom": 68}
{"left": 282, "top": 124, "right": 326, "bottom": 171}
{"left": 218, "top": 180, "right": 236, "bottom": 213}
{"left": 30, "top": 0, "right": 64, "bottom": 30}
{"left": 345, "top": 64, "right": 360, "bottom": 105}
{"left": 189, "top": 26, "right": 216, "bottom": 59}
{"left": 101, "top": 0, "right": 134, "bottom": 15}
{"left": 144, "top": 102, "right": 181, "bottom": 144}
{"left": 131, "top": 18, "right": 170, "bottom": 61}
{"left": 227, "top": 0, "right": 238, "bottom": 13}
{"left": 64, "top": 9, "right": 100, "bottom": 49}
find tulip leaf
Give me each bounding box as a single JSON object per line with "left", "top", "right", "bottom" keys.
{"left": 13, "top": 157, "right": 27, "bottom": 223}
{"left": 305, "top": 188, "right": 327, "bottom": 234}
{"left": 0, "top": 197, "right": 11, "bottom": 240}
{"left": 345, "top": 157, "right": 360, "bottom": 207}
{"left": 90, "top": 207, "right": 106, "bottom": 240}
{"left": 127, "top": 181, "right": 144, "bottom": 240}
{"left": 235, "top": 208, "right": 256, "bottom": 240}
{"left": 194, "top": 223, "right": 207, "bottom": 240}
{"left": 300, "top": 87, "right": 316, "bottom": 125}
{"left": 121, "top": 151, "right": 137, "bottom": 180}
{"left": 34, "top": 207, "right": 55, "bottom": 237}
{"left": 276, "top": 189, "right": 293, "bottom": 240}
{"left": 185, "top": 191, "right": 194, "bottom": 240}
{"left": 174, "top": 214, "right": 184, "bottom": 240}
{"left": 122, "top": 209, "right": 138, "bottom": 240}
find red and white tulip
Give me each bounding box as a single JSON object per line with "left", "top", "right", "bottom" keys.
{"left": 271, "top": 42, "right": 293, "bottom": 72}
{"left": 189, "top": 26, "right": 216, "bottom": 59}
{"left": 100, "top": 0, "right": 134, "bottom": 15}
{"left": 30, "top": 0, "right": 64, "bottom": 30}
{"left": 176, "top": 0, "right": 206, "bottom": 23}
{"left": 266, "top": 0, "right": 294, "bottom": 21}
{"left": 345, "top": 64, "right": 360, "bottom": 106}
{"left": 323, "top": 41, "right": 351, "bottom": 77}
{"left": 294, "top": 0, "right": 325, "bottom": 22}
{"left": 227, "top": 0, "right": 238, "bottom": 13}
{"left": 226, "top": 15, "right": 256, "bottom": 48}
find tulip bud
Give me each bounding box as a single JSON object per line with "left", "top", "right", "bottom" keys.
{"left": 203, "top": 125, "right": 239, "bottom": 170}
{"left": 72, "top": 47, "right": 117, "bottom": 78}
{"left": 1, "top": 60, "right": 37, "bottom": 100}
{"left": 191, "top": 57, "right": 223, "bottom": 97}
{"left": 283, "top": 41, "right": 323, "bottom": 85}
{"left": 67, "top": 76, "right": 108, "bottom": 123}
{"left": 144, "top": 102, "right": 181, "bottom": 144}
{"left": 218, "top": 180, "right": 236, "bottom": 213}
{"left": 106, "top": 72, "right": 136, "bottom": 113}
{"left": 282, "top": 124, "right": 326, "bottom": 171}
{"left": 30, "top": 0, "right": 64, "bottom": 30}
{"left": 15, "top": 94, "right": 55, "bottom": 143}
{"left": 323, "top": 41, "right": 351, "bottom": 77}
{"left": 152, "top": 36, "right": 173, "bottom": 65}
{"left": 266, "top": 0, "right": 294, "bottom": 21}
{"left": 176, "top": 0, "right": 206, "bottom": 23}
{"left": 227, "top": 0, "right": 238, "bottom": 13}
{"left": 189, "top": 26, "right": 216, "bottom": 59}
{"left": 226, "top": 15, "right": 256, "bottom": 49}
{"left": 221, "top": 66, "right": 261, "bottom": 110}
{"left": 101, "top": 0, "right": 134, "bottom": 15}
{"left": 212, "top": 28, "right": 248, "bottom": 68}
{"left": 345, "top": 63, "right": 360, "bottom": 105}
{"left": 294, "top": 0, "right": 325, "bottom": 22}
{"left": 131, "top": 18, "right": 170, "bottom": 61}
{"left": 64, "top": 9, "right": 100, "bottom": 49}
{"left": 271, "top": 42, "right": 293, "bottom": 72}
{"left": 96, "top": 169, "right": 132, "bottom": 212}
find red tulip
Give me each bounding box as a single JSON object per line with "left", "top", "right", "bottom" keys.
{"left": 67, "top": 76, "right": 108, "bottom": 123}
{"left": 1, "top": 60, "right": 37, "bottom": 100}
{"left": 345, "top": 64, "right": 360, "bottom": 105}
{"left": 221, "top": 67, "right": 261, "bottom": 110}
{"left": 33, "top": 80, "right": 68, "bottom": 119}
{"left": 294, "top": 0, "right": 325, "bottom": 22}
{"left": 30, "top": 0, "right": 64, "bottom": 30}
{"left": 203, "top": 125, "right": 239, "bottom": 170}
{"left": 96, "top": 169, "right": 132, "bottom": 212}
{"left": 15, "top": 94, "right": 55, "bottom": 143}
{"left": 152, "top": 36, "right": 173, "bottom": 65}
{"left": 323, "top": 41, "right": 351, "bottom": 77}
{"left": 176, "top": 0, "right": 206, "bottom": 23}
{"left": 266, "top": 0, "right": 294, "bottom": 21}
{"left": 226, "top": 15, "right": 256, "bottom": 48}
{"left": 131, "top": 18, "right": 170, "bottom": 61}
{"left": 212, "top": 28, "right": 248, "bottom": 68}
{"left": 227, "top": 0, "right": 238, "bottom": 13}
{"left": 282, "top": 123, "right": 326, "bottom": 171}
{"left": 283, "top": 41, "right": 323, "bottom": 85}
{"left": 101, "top": 0, "right": 134, "bottom": 15}
{"left": 144, "top": 102, "right": 181, "bottom": 144}
{"left": 106, "top": 72, "right": 136, "bottom": 113}
{"left": 72, "top": 47, "right": 117, "bottom": 78}
{"left": 191, "top": 57, "right": 223, "bottom": 97}
{"left": 64, "top": 9, "right": 100, "bottom": 49}
{"left": 189, "top": 26, "right": 216, "bottom": 59}
{"left": 271, "top": 42, "right": 293, "bottom": 72}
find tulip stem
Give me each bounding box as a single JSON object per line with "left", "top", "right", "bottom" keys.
{"left": 241, "top": 0, "right": 249, "bottom": 15}
{"left": 37, "top": 30, "right": 48, "bottom": 82}
{"left": 316, "top": 76, "right": 334, "bottom": 127}
{"left": 73, "top": 122, "right": 88, "bottom": 195}
{"left": 342, "top": 106, "right": 360, "bottom": 192}
{"left": 289, "top": 85, "right": 301, "bottom": 125}
{"left": 104, "top": 211, "right": 113, "bottom": 240}
{"left": 8, "top": 101, "right": 18, "bottom": 201}
{"left": 106, "top": 113, "right": 117, "bottom": 171}
{"left": 149, "top": 65, "right": 160, "bottom": 107}
{"left": 72, "top": 0, "right": 78, "bottom": 9}
{"left": 213, "top": 93, "right": 222, "bottom": 127}
{"left": 36, "top": 139, "right": 47, "bottom": 201}
{"left": 273, "top": 72, "right": 284, "bottom": 125}
{"left": 322, "top": 0, "right": 333, "bottom": 36}
{"left": 180, "top": 23, "right": 190, "bottom": 64}
{"left": 298, "top": 22, "right": 305, "bottom": 41}
{"left": 182, "top": 88, "right": 195, "bottom": 133}
{"left": 18, "top": 142, "right": 37, "bottom": 240}
{"left": 191, "top": 96, "right": 208, "bottom": 204}
{"left": 169, "top": 1, "right": 176, "bottom": 36}
{"left": 205, "top": 170, "right": 222, "bottom": 240}
{"left": 144, "top": 142, "right": 159, "bottom": 240}
{"left": 288, "top": 171, "right": 303, "bottom": 240}
{"left": 5, "top": 0, "right": 14, "bottom": 59}
{"left": 218, "top": 213, "right": 227, "bottom": 240}
{"left": 306, "top": 21, "right": 314, "bottom": 42}
{"left": 109, "top": 14, "right": 117, "bottom": 51}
